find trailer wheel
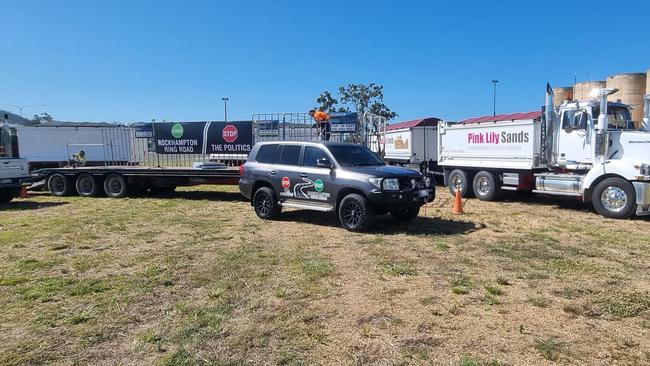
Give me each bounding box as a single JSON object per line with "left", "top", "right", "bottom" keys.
{"left": 104, "top": 173, "right": 128, "bottom": 198}
{"left": 76, "top": 173, "right": 101, "bottom": 197}
{"left": 448, "top": 169, "right": 473, "bottom": 198}
{"left": 48, "top": 173, "right": 74, "bottom": 196}
{"left": 592, "top": 178, "right": 636, "bottom": 219}
{"left": 472, "top": 171, "right": 502, "bottom": 201}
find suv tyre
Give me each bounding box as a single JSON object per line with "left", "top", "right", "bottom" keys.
{"left": 253, "top": 187, "right": 281, "bottom": 220}
{"left": 338, "top": 193, "right": 373, "bottom": 231}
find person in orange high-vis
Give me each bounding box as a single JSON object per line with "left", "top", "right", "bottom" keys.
{"left": 309, "top": 109, "right": 331, "bottom": 141}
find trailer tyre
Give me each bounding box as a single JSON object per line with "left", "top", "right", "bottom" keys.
{"left": 253, "top": 187, "right": 281, "bottom": 220}
{"left": 48, "top": 173, "right": 74, "bottom": 196}
{"left": 592, "top": 178, "right": 636, "bottom": 219}
{"left": 448, "top": 169, "right": 473, "bottom": 198}
{"left": 473, "top": 171, "right": 502, "bottom": 201}
{"left": 104, "top": 173, "right": 128, "bottom": 198}
{"left": 76, "top": 173, "right": 101, "bottom": 197}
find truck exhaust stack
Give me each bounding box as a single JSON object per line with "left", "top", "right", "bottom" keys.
{"left": 643, "top": 94, "right": 650, "bottom": 132}
{"left": 594, "top": 88, "right": 618, "bottom": 161}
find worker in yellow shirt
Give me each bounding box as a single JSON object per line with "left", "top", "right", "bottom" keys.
{"left": 309, "top": 109, "right": 331, "bottom": 141}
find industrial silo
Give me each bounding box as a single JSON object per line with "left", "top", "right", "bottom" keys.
{"left": 573, "top": 81, "right": 606, "bottom": 101}
{"left": 552, "top": 87, "right": 573, "bottom": 107}
{"left": 606, "top": 72, "right": 647, "bottom": 128}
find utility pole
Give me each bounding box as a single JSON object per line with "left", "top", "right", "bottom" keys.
{"left": 1, "top": 104, "right": 48, "bottom": 118}
{"left": 222, "top": 97, "right": 229, "bottom": 122}
{"left": 491, "top": 80, "right": 499, "bottom": 116}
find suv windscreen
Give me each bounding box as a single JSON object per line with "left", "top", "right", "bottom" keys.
{"left": 255, "top": 144, "right": 279, "bottom": 163}
{"left": 278, "top": 145, "right": 301, "bottom": 165}
{"left": 327, "top": 145, "right": 384, "bottom": 167}
{"left": 303, "top": 146, "right": 329, "bottom": 167}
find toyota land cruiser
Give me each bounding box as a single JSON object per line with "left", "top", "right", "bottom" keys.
{"left": 239, "top": 141, "right": 435, "bottom": 231}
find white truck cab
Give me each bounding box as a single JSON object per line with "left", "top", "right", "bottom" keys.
{"left": 1, "top": 114, "right": 30, "bottom": 204}
{"left": 438, "top": 86, "right": 650, "bottom": 219}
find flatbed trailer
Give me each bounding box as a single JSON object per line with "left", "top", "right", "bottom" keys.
{"left": 34, "top": 165, "right": 242, "bottom": 198}
{"left": 34, "top": 112, "right": 387, "bottom": 198}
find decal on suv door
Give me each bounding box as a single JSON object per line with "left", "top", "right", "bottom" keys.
{"left": 294, "top": 178, "right": 330, "bottom": 201}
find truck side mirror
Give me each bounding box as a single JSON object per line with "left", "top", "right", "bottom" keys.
{"left": 316, "top": 158, "right": 333, "bottom": 169}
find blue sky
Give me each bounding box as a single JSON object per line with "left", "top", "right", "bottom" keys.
{"left": 2, "top": 0, "right": 649, "bottom": 123}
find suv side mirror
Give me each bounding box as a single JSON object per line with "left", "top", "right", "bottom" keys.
{"left": 316, "top": 158, "right": 333, "bottom": 169}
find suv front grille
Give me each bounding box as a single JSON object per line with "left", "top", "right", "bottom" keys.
{"left": 398, "top": 177, "right": 425, "bottom": 191}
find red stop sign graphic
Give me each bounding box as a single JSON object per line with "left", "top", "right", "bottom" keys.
{"left": 222, "top": 124, "right": 238, "bottom": 143}
{"left": 281, "top": 177, "right": 290, "bottom": 189}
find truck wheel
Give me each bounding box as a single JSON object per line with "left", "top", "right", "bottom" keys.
{"left": 592, "top": 178, "right": 636, "bottom": 219}
{"left": 48, "top": 173, "right": 74, "bottom": 196}
{"left": 473, "top": 171, "right": 502, "bottom": 201}
{"left": 390, "top": 206, "right": 420, "bottom": 221}
{"left": 448, "top": 169, "right": 473, "bottom": 198}
{"left": 76, "top": 173, "right": 101, "bottom": 197}
{"left": 253, "top": 187, "right": 281, "bottom": 219}
{"left": 104, "top": 173, "right": 128, "bottom": 198}
{"left": 338, "top": 193, "right": 373, "bottom": 231}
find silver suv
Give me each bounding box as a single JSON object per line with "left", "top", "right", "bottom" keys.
{"left": 239, "top": 141, "right": 435, "bottom": 231}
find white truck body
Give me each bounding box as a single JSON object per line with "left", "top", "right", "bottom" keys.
{"left": 375, "top": 118, "right": 441, "bottom": 172}
{"left": 438, "top": 117, "right": 543, "bottom": 171}
{"left": 385, "top": 126, "right": 438, "bottom": 163}
{"left": 437, "top": 87, "right": 650, "bottom": 219}
{"left": 11, "top": 124, "right": 137, "bottom": 169}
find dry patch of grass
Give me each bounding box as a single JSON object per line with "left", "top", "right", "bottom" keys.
{"left": 1, "top": 187, "right": 650, "bottom": 365}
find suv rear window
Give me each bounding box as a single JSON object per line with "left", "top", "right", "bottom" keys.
{"left": 255, "top": 144, "right": 279, "bottom": 163}
{"left": 278, "top": 145, "right": 302, "bottom": 165}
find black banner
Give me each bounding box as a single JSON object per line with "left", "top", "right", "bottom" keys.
{"left": 154, "top": 121, "right": 252, "bottom": 154}
{"left": 205, "top": 121, "right": 253, "bottom": 154}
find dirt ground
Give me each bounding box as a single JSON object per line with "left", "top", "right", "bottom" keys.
{"left": 1, "top": 185, "right": 649, "bottom": 366}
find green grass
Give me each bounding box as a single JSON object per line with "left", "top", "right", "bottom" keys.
{"left": 380, "top": 262, "right": 417, "bottom": 276}
{"left": 2, "top": 185, "right": 650, "bottom": 364}
{"left": 534, "top": 336, "right": 566, "bottom": 361}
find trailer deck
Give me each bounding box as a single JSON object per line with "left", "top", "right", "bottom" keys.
{"left": 33, "top": 165, "right": 242, "bottom": 198}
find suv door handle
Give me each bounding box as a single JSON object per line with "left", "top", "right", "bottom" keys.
{"left": 269, "top": 170, "right": 277, "bottom": 176}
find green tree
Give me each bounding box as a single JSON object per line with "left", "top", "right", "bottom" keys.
{"left": 314, "top": 91, "right": 339, "bottom": 113}
{"left": 313, "top": 83, "right": 397, "bottom": 154}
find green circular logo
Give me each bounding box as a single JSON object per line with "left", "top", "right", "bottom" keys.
{"left": 171, "top": 123, "right": 184, "bottom": 138}
{"left": 314, "top": 179, "right": 324, "bottom": 192}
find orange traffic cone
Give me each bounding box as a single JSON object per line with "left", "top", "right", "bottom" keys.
{"left": 452, "top": 187, "right": 464, "bottom": 214}
{"left": 20, "top": 186, "right": 29, "bottom": 199}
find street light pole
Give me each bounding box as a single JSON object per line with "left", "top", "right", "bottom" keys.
{"left": 222, "top": 97, "right": 229, "bottom": 122}
{"left": 1, "top": 104, "right": 48, "bottom": 118}
{"left": 491, "top": 80, "right": 499, "bottom": 116}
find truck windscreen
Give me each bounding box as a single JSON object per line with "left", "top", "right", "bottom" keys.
{"left": 592, "top": 106, "right": 634, "bottom": 130}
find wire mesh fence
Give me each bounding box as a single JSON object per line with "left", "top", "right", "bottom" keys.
{"left": 58, "top": 113, "right": 387, "bottom": 169}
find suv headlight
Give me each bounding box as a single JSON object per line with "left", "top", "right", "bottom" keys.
{"left": 368, "top": 178, "right": 382, "bottom": 189}
{"left": 382, "top": 178, "right": 400, "bottom": 191}
{"left": 368, "top": 177, "right": 400, "bottom": 191}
